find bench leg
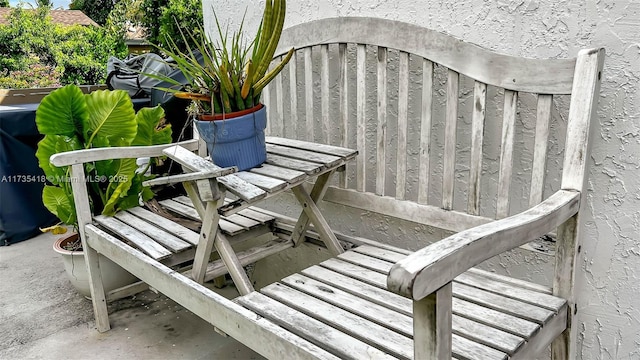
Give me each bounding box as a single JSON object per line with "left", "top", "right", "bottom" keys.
{"left": 84, "top": 246, "right": 111, "bottom": 332}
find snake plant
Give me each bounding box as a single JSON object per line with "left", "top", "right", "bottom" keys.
{"left": 153, "top": 0, "right": 294, "bottom": 116}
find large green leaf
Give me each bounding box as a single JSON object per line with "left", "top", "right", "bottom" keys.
{"left": 42, "top": 185, "right": 76, "bottom": 225}
{"left": 101, "top": 158, "right": 137, "bottom": 216}
{"left": 131, "top": 106, "right": 173, "bottom": 146}
{"left": 35, "top": 85, "right": 89, "bottom": 138}
{"left": 84, "top": 90, "right": 137, "bottom": 147}
{"left": 35, "top": 135, "right": 82, "bottom": 185}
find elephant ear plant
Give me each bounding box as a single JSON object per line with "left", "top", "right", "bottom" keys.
{"left": 35, "top": 85, "right": 172, "bottom": 228}
{"left": 153, "top": 0, "right": 295, "bottom": 117}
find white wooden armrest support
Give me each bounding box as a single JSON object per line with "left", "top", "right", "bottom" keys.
{"left": 387, "top": 189, "right": 581, "bottom": 300}
{"left": 49, "top": 140, "right": 199, "bottom": 167}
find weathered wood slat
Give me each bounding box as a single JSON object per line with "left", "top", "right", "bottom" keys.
{"left": 496, "top": 90, "right": 518, "bottom": 218}
{"left": 266, "top": 153, "right": 324, "bottom": 175}
{"left": 351, "top": 244, "right": 406, "bottom": 263}
{"left": 529, "top": 94, "right": 552, "bottom": 207}
{"left": 320, "top": 44, "right": 330, "bottom": 144}
{"left": 452, "top": 297, "right": 539, "bottom": 339}
{"left": 442, "top": 69, "right": 459, "bottom": 210}
{"left": 266, "top": 144, "right": 342, "bottom": 167}
{"left": 396, "top": 51, "right": 410, "bottom": 201}
{"left": 302, "top": 264, "right": 411, "bottom": 313}
{"left": 236, "top": 208, "right": 276, "bottom": 224}
{"left": 266, "top": 137, "right": 357, "bottom": 159}
{"left": 466, "top": 267, "right": 552, "bottom": 295}
{"left": 224, "top": 214, "right": 261, "bottom": 229}
{"left": 114, "top": 211, "right": 191, "bottom": 253}
{"left": 337, "top": 251, "right": 393, "bottom": 274}
{"left": 304, "top": 47, "right": 314, "bottom": 141}
{"left": 320, "top": 258, "right": 388, "bottom": 288}
{"left": 235, "top": 171, "right": 288, "bottom": 192}
{"left": 417, "top": 59, "right": 434, "bottom": 205}
{"left": 468, "top": 81, "right": 487, "bottom": 215}
{"left": 456, "top": 272, "right": 566, "bottom": 312}
{"left": 94, "top": 215, "right": 172, "bottom": 260}
{"left": 251, "top": 163, "right": 307, "bottom": 183}
{"left": 158, "top": 199, "right": 245, "bottom": 235}
{"left": 453, "top": 282, "right": 554, "bottom": 325}
{"left": 126, "top": 207, "right": 200, "bottom": 246}
{"left": 376, "top": 46, "right": 387, "bottom": 196}
{"left": 356, "top": 43, "right": 366, "bottom": 192}
{"left": 262, "top": 281, "right": 414, "bottom": 359}
{"left": 288, "top": 51, "right": 298, "bottom": 138}
{"left": 275, "top": 57, "right": 285, "bottom": 137}
{"left": 238, "top": 292, "right": 396, "bottom": 360}
{"left": 338, "top": 42, "right": 349, "bottom": 188}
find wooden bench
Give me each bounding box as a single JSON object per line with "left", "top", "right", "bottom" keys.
{"left": 51, "top": 17, "right": 604, "bottom": 359}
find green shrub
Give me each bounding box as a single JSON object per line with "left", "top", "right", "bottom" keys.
{"left": 0, "top": 7, "right": 126, "bottom": 88}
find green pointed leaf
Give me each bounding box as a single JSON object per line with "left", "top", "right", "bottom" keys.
{"left": 42, "top": 185, "right": 76, "bottom": 225}
{"left": 36, "top": 135, "right": 81, "bottom": 185}
{"left": 35, "top": 85, "right": 88, "bottom": 138}
{"left": 132, "top": 106, "right": 173, "bottom": 146}
{"left": 101, "top": 158, "right": 137, "bottom": 216}
{"left": 84, "top": 90, "right": 137, "bottom": 147}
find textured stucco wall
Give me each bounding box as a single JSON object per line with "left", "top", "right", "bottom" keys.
{"left": 203, "top": 1, "right": 640, "bottom": 358}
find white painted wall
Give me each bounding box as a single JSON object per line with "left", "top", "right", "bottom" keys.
{"left": 203, "top": 1, "right": 640, "bottom": 358}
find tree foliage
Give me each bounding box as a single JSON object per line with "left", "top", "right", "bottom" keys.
{"left": 69, "top": 0, "right": 121, "bottom": 26}
{"left": 0, "top": 7, "right": 127, "bottom": 88}
{"left": 139, "top": 0, "right": 203, "bottom": 53}
{"left": 0, "top": 0, "right": 9, "bottom": 8}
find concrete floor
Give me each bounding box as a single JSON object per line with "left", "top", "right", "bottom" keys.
{"left": 0, "top": 231, "right": 263, "bottom": 360}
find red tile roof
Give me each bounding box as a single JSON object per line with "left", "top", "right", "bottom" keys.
{"left": 0, "top": 9, "right": 98, "bottom": 26}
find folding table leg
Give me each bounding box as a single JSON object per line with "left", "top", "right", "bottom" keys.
{"left": 192, "top": 199, "right": 223, "bottom": 284}
{"left": 214, "top": 232, "right": 254, "bottom": 295}
{"left": 290, "top": 170, "right": 335, "bottom": 247}
{"left": 291, "top": 182, "right": 344, "bottom": 256}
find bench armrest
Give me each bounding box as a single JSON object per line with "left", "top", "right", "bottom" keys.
{"left": 50, "top": 140, "right": 199, "bottom": 167}
{"left": 387, "top": 189, "right": 580, "bottom": 300}
{"left": 142, "top": 167, "right": 237, "bottom": 187}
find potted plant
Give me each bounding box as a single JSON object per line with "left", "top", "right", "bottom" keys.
{"left": 154, "top": 0, "right": 294, "bottom": 170}
{"left": 35, "top": 84, "right": 173, "bottom": 297}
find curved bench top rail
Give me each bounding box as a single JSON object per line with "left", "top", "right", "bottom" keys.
{"left": 276, "top": 17, "right": 577, "bottom": 94}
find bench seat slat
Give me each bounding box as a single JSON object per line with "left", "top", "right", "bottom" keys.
{"left": 455, "top": 272, "right": 566, "bottom": 312}
{"left": 295, "top": 268, "right": 525, "bottom": 355}
{"left": 238, "top": 292, "right": 396, "bottom": 360}
{"left": 93, "top": 215, "right": 172, "bottom": 260}
{"left": 126, "top": 207, "right": 200, "bottom": 246}
{"left": 158, "top": 199, "right": 245, "bottom": 235}
{"left": 114, "top": 212, "right": 191, "bottom": 253}
{"left": 261, "top": 282, "right": 414, "bottom": 360}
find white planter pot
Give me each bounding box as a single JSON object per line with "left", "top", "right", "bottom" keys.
{"left": 53, "top": 233, "right": 138, "bottom": 298}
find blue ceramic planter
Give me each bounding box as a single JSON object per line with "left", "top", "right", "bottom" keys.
{"left": 195, "top": 105, "right": 267, "bottom": 171}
